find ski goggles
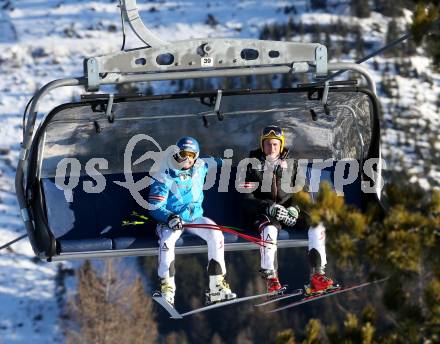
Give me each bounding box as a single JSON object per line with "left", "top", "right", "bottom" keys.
{"left": 262, "top": 126, "right": 283, "bottom": 138}
{"left": 177, "top": 150, "right": 197, "bottom": 160}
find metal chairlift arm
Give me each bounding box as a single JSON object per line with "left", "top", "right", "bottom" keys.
{"left": 85, "top": 39, "right": 328, "bottom": 91}
{"left": 120, "top": 0, "right": 167, "bottom": 48}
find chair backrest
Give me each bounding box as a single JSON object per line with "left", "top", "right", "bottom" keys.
{"left": 41, "top": 161, "right": 363, "bottom": 254}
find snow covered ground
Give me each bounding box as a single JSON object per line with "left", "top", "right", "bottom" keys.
{"left": 0, "top": 0, "right": 439, "bottom": 342}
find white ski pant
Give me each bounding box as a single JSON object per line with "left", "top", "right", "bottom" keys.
{"left": 308, "top": 223, "right": 327, "bottom": 266}
{"left": 259, "top": 223, "right": 327, "bottom": 270}
{"left": 157, "top": 216, "right": 226, "bottom": 278}
{"left": 260, "top": 225, "right": 278, "bottom": 270}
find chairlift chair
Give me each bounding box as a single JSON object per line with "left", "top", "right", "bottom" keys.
{"left": 15, "top": 0, "right": 383, "bottom": 261}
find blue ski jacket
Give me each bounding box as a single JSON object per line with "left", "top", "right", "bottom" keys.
{"left": 148, "top": 157, "right": 212, "bottom": 223}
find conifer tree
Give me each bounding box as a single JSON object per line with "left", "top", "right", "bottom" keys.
{"left": 289, "top": 181, "right": 440, "bottom": 343}
{"left": 351, "top": 0, "right": 371, "bottom": 18}
{"left": 385, "top": 20, "right": 400, "bottom": 58}
{"left": 411, "top": 1, "right": 440, "bottom": 70}
{"left": 275, "top": 329, "right": 296, "bottom": 344}
{"left": 310, "top": 0, "right": 327, "bottom": 11}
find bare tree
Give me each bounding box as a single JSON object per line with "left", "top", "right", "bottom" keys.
{"left": 65, "top": 260, "right": 158, "bottom": 344}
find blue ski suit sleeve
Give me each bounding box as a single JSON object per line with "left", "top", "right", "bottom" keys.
{"left": 148, "top": 179, "right": 172, "bottom": 223}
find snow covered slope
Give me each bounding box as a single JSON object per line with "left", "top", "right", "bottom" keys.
{"left": 0, "top": 0, "right": 439, "bottom": 342}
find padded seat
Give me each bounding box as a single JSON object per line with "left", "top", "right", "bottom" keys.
{"left": 112, "top": 236, "right": 181, "bottom": 250}
{"left": 58, "top": 238, "right": 113, "bottom": 252}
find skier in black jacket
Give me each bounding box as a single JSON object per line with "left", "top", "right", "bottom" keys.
{"left": 238, "top": 125, "right": 335, "bottom": 295}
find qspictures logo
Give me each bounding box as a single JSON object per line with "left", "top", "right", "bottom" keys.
{"left": 54, "top": 134, "right": 385, "bottom": 208}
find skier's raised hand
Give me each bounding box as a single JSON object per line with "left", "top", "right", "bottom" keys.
{"left": 266, "top": 203, "right": 288, "bottom": 221}
{"left": 167, "top": 214, "right": 183, "bottom": 231}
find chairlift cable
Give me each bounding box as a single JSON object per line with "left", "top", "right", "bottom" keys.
{"left": 0, "top": 234, "right": 28, "bottom": 251}
{"left": 323, "top": 16, "right": 439, "bottom": 84}
{"left": 354, "top": 32, "right": 412, "bottom": 65}
{"left": 322, "top": 32, "right": 412, "bottom": 84}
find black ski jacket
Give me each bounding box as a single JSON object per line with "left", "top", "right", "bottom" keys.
{"left": 239, "top": 148, "right": 298, "bottom": 222}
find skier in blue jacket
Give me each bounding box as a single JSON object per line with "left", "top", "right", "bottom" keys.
{"left": 148, "top": 136, "right": 236, "bottom": 306}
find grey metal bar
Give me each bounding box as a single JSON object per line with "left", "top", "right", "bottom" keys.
{"left": 101, "top": 65, "right": 300, "bottom": 84}
{"left": 328, "top": 62, "right": 376, "bottom": 94}
{"left": 50, "top": 240, "right": 309, "bottom": 261}
{"left": 16, "top": 77, "right": 86, "bottom": 255}
{"left": 23, "top": 78, "right": 86, "bottom": 149}
{"left": 121, "top": 0, "right": 167, "bottom": 47}
{"left": 92, "top": 39, "right": 323, "bottom": 73}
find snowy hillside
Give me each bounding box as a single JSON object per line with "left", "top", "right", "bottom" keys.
{"left": 0, "top": 0, "right": 439, "bottom": 342}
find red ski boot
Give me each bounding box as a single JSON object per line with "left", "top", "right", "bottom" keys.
{"left": 305, "top": 273, "right": 336, "bottom": 296}
{"left": 267, "top": 276, "right": 283, "bottom": 293}
{"left": 260, "top": 269, "right": 283, "bottom": 293}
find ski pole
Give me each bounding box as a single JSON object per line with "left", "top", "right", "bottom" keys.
{"left": 184, "top": 223, "right": 270, "bottom": 247}
{"left": 122, "top": 214, "right": 269, "bottom": 246}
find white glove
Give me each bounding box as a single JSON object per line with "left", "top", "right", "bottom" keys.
{"left": 266, "top": 203, "right": 288, "bottom": 222}
{"left": 167, "top": 214, "right": 183, "bottom": 231}
{"left": 283, "top": 206, "right": 300, "bottom": 227}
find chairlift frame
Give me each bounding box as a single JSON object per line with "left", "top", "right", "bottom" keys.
{"left": 15, "top": 0, "right": 382, "bottom": 261}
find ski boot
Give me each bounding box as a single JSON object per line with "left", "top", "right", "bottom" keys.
{"left": 206, "top": 275, "right": 237, "bottom": 305}
{"left": 305, "top": 272, "right": 338, "bottom": 296}
{"left": 160, "top": 277, "right": 176, "bottom": 306}
{"left": 260, "top": 269, "right": 285, "bottom": 294}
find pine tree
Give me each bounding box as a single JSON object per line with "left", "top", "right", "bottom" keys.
{"left": 325, "top": 30, "right": 332, "bottom": 54}
{"left": 354, "top": 27, "right": 365, "bottom": 60}
{"left": 304, "top": 319, "right": 322, "bottom": 344}
{"left": 275, "top": 329, "right": 296, "bottom": 344}
{"left": 374, "top": 0, "right": 407, "bottom": 17}
{"left": 287, "top": 181, "right": 440, "bottom": 343}
{"left": 411, "top": 1, "right": 440, "bottom": 70}
{"left": 351, "top": 0, "right": 371, "bottom": 18}
{"left": 385, "top": 20, "right": 400, "bottom": 58}
{"left": 310, "top": 0, "right": 327, "bottom": 11}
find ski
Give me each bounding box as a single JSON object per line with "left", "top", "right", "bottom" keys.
{"left": 153, "top": 290, "right": 281, "bottom": 319}
{"left": 254, "top": 288, "right": 303, "bottom": 307}
{"left": 152, "top": 292, "right": 183, "bottom": 319}
{"left": 267, "top": 277, "right": 388, "bottom": 313}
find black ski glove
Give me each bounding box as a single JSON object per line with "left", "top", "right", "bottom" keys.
{"left": 283, "top": 206, "right": 300, "bottom": 227}
{"left": 167, "top": 214, "right": 183, "bottom": 231}
{"left": 266, "top": 203, "right": 288, "bottom": 222}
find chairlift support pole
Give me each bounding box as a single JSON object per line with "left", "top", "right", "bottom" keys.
{"left": 120, "top": 0, "right": 167, "bottom": 47}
